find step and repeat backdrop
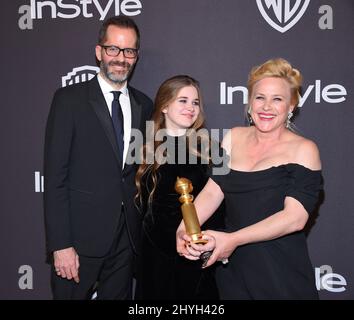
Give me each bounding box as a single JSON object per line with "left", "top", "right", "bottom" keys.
{"left": 2, "top": 0, "right": 353, "bottom": 299}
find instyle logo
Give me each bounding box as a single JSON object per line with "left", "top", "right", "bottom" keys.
{"left": 219, "top": 80, "right": 347, "bottom": 107}
{"left": 18, "top": 0, "right": 143, "bottom": 30}
{"left": 62, "top": 65, "right": 99, "bottom": 87}
{"left": 256, "top": 0, "right": 310, "bottom": 33}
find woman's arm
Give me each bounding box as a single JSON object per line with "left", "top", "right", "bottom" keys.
{"left": 194, "top": 178, "right": 225, "bottom": 225}
{"left": 176, "top": 178, "right": 224, "bottom": 257}
{"left": 198, "top": 195, "right": 310, "bottom": 267}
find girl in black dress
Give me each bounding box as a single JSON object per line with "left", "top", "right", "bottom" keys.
{"left": 135, "top": 75, "right": 223, "bottom": 300}
{"left": 177, "top": 59, "right": 323, "bottom": 299}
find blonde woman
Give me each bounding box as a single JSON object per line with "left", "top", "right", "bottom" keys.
{"left": 177, "top": 59, "right": 323, "bottom": 299}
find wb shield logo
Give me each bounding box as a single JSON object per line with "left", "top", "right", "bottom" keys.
{"left": 61, "top": 65, "right": 99, "bottom": 87}
{"left": 256, "top": 0, "right": 310, "bottom": 33}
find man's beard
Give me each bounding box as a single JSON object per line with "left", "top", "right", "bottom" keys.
{"left": 101, "top": 60, "right": 133, "bottom": 85}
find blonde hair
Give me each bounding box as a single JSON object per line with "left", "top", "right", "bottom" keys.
{"left": 248, "top": 58, "right": 302, "bottom": 108}
{"left": 135, "top": 75, "right": 207, "bottom": 207}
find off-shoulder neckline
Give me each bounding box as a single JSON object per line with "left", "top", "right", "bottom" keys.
{"left": 227, "top": 163, "right": 322, "bottom": 174}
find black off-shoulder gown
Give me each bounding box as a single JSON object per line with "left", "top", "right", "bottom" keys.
{"left": 135, "top": 136, "right": 224, "bottom": 300}
{"left": 209, "top": 163, "right": 322, "bottom": 299}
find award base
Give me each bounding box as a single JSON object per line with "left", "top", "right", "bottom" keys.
{"left": 190, "top": 233, "right": 208, "bottom": 245}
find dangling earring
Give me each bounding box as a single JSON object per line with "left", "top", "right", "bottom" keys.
{"left": 286, "top": 111, "right": 293, "bottom": 128}
{"left": 248, "top": 107, "right": 253, "bottom": 125}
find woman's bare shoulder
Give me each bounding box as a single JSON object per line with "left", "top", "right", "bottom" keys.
{"left": 222, "top": 126, "right": 251, "bottom": 150}
{"left": 291, "top": 135, "right": 321, "bottom": 170}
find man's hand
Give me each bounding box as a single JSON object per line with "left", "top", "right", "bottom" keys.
{"left": 53, "top": 247, "right": 80, "bottom": 283}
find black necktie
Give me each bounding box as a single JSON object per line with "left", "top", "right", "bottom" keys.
{"left": 111, "top": 91, "right": 124, "bottom": 162}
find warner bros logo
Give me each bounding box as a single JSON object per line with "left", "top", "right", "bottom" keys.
{"left": 256, "top": 0, "right": 310, "bottom": 33}
{"left": 62, "top": 65, "right": 100, "bottom": 87}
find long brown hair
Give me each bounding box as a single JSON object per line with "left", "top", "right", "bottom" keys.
{"left": 135, "top": 75, "right": 206, "bottom": 207}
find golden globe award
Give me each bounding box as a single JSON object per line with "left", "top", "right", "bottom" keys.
{"left": 175, "top": 177, "right": 207, "bottom": 244}
{"left": 175, "top": 177, "right": 214, "bottom": 266}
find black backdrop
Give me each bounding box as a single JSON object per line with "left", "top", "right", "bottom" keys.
{"left": 2, "top": 0, "right": 353, "bottom": 299}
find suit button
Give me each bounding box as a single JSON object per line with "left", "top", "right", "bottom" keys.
{"left": 122, "top": 178, "right": 125, "bottom": 182}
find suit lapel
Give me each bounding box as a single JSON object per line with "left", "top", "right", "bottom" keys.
{"left": 129, "top": 87, "right": 142, "bottom": 131}
{"left": 123, "top": 87, "right": 143, "bottom": 175}
{"left": 88, "top": 77, "right": 122, "bottom": 167}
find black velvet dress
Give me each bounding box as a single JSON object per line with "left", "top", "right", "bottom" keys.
{"left": 135, "top": 136, "right": 224, "bottom": 300}
{"left": 209, "top": 163, "right": 323, "bottom": 299}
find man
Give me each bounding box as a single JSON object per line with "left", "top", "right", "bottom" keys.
{"left": 44, "top": 16, "right": 153, "bottom": 299}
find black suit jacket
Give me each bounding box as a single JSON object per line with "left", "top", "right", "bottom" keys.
{"left": 44, "top": 76, "right": 152, "bottom": 257}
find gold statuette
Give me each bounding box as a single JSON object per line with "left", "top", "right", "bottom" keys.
{"left": 175, "top": 177, "right": 207, "bottom": 244}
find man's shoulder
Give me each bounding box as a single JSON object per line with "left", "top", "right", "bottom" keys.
{"left": 54, "top": 77, "right": 96, "bottom": 97}
{"left": 128, "top": 85, "right": 153, "bottom": 105}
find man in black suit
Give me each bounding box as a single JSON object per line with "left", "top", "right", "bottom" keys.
{"left": 44, "top": 16, "right": 153, "bottom": 299}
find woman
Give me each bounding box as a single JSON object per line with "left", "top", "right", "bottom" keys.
{"left": 177, "top": 59, "right": 323, "bottom": 299}
{"left": 135, "top": 75, "right": 223, "bottom": 300}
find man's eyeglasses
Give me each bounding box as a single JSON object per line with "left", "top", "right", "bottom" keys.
{"left": 100, "top": 45, "right": 138, "bottom": 58}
